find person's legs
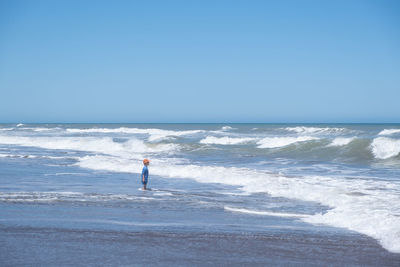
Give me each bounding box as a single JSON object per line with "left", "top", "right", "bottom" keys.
{"left": 143, "top": 182, "right": 147, "bottom": 190}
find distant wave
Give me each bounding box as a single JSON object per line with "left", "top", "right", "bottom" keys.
{"left": 21, "top": 127, "right": 62, "bottom": 132}
{"left": 378, "top": 129, "right": 400, "bottom": 136}
{"left": 328, "top": 137, "right": 355, "bottom": 147}
{"left": 221, "top": 126, "right": 235, "bottom": 131}
{"left": 200, "top": 136, "right": 255, "bottom": 145}
{"left": 66, "top": 127, "right": 204, "bottom": 142}
{"left": 371, "top": 137, "right": 400, "bottom": 159}
{"left": 284, "top": 126, "right": 347, "bottom": 134}
{"left": 0, "top": 135, "right": 178, "bottom": 156}
{"left": 257, "top": 136, "right": 319, "bottom": 148}
{"left": 1, "top": 127, "right": 60, "bottom": 132}
{"left": 0, "top": 153, "right": 75, "bottom": 160}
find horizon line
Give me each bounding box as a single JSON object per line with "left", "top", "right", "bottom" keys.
{"left": 1, "top": 122, "right": 400, "bottom": 124}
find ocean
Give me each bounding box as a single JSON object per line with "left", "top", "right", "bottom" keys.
{"left": 0, "top": 123, "right": 399, "bottom": 266}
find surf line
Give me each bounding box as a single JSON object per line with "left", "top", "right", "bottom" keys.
{"left": 224, "top": 206, "right": 310, "bottom": 218}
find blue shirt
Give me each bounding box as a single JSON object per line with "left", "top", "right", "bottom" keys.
{"left": 141, "top": 166, "right": 149, "bottom": 182}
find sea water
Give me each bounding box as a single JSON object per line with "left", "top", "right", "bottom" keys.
{"left": 0, "top": 123, "right": 399, "bottom": 266}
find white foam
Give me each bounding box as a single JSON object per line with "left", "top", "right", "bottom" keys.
{"left": 221, "top": 126, "right": 235, "bottom": 131}
{"left": 328, "top": 137, "right": 355, "bottom": 147}
{"left": 1, "top": 127, "right": 58, "bottom": 132}
{"left": 0, "top": 191, "right": 155, "bottom": 203}
{"left": 257, "top": 136, "right": 319, "bottom": 148}
{"left": 153, "top": 192, "right": 173, "bottom": 196}
{"left": 1, "top": 154, "right": 76, "bottom": 160}
{"left": 78, "top": 155, "right": 141, "bottom": 173}
{"left": 76, "top": 155, "right": 400, "bottom": 253}
{"left": 30, "top": 127, "right": 60, "bottom": 132}
{"left": 16, "top": 123, "right": 24, "bottom": 127}
{"left": 200, "top": 136, "right": 256, "bottom": 145}
{"left": 284, "top": 127, "right": 346, "bottom": 134}
{"left": 0, "top": 153, "right": 38, "bottom": 159}
{"left": 9, "top": 127, "right": 62, "bottom": 132}
{"left": 224, "top": 206, "right": 308, "bottom": 218}
{"left": 379, "top": 129, "right": 400, "bottom": 136}
{"left": 371, "top": 137, "right": 400, "bottom": 159}
{"left": 0, "top": 135, "right": 178, "bottom": 156}
{"left": 66, "top": 127, "right": 204, "bottom": 142}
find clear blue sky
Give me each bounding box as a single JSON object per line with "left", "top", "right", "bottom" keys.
{"left": 1, "top": 0, "right": 399, "bottom": 123}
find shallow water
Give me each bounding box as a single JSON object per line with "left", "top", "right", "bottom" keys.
{"left": 0, "top": 123, "right": 399, "bottom": 265}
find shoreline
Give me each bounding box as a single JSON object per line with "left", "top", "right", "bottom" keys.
{"left": 1, "top": 225, "right": 399, "bottom": 266}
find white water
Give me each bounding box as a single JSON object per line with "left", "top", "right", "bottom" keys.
{"left": 328, "top": 137, "right": 355, "bottom": 147}
{"left": 0, "top": 135, "right": 178, "bottom": 154}
{"left": 379, "top": 129, "right": 400, "bottom": 136}
{"left": 200, "top": 136, "right": 256, "bottom": 145}
{"left": 66, "top": 127, "right": 204, "bottom": 142}
{"left": 76, "top": 153, "right": 400, "bottom": 253}
{"left": 371, "top": 137, "right": 400, "bottom": 159}
{"left": 284, "top": 127, "right": 346, "bottom": 134}
{"left": 257, "top": 136, "right": 319, "bottom": 148}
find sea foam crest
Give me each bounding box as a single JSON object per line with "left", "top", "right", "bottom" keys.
{"left": 328, "top": 137, "right": 355, "bottom": 147}
{"left": 21, "top": 127, "right": 61, "bottom": 132}
{"left": 378, "top": 129, "right": 400, "bottom": 136}
{"left": 284, "top": 127, "right": 346, "bottom": 134}
{"left": 0, "top": 135, "right": 178, "bottom": 156}
{"left": 257, "top": 136, "right": 319, "bottom": 148}
{"left": 200, "top": 136, "right": 255, "bottom": 145}
{"left": 221, "top": 126, "right": 235, "bottom": 131}
{"left": 77, "top": 155, "right": 400, "bottom": 253}
{"left": 371, "top": 137, "right": 400, "bottom": 159}
{"left": 66, "top": 127, "right": 204, "bottom": 142}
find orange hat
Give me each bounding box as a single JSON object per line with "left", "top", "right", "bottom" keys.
{"left": 143, "top": 159, "right": 150, "bottom": 164}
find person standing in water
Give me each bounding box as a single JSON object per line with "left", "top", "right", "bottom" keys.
{"left": 141, "top": 159, "right": 150, "bottom": 190}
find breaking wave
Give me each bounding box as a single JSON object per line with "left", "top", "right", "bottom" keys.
{"left": 284, "top": 127, "right": 347, "bottom": 135}
{"left": 257, "top": 136, "right": 319, "bottom": 148}
{"left": 328, "top": 137, "right": 355, "bottom": 147}
{"left": 221, "top": 126, "right": 235, "bottom": 131}
{"left": 379, "top": 129, "right": 400, "bottom": 136}
{"left": 371, "top": 137, "right": 400, "bottom": 159}
{"left": 66, "top": 127, "right": 204, "bottom": 142}
{"left": 200, "top": 136, "right": 256, "bottom": 145}
{"left": 0, "top": 128, "right": 14, "bottom": 131}
{"left": 0, "top": 135, "right": 178, "bottom": 156}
